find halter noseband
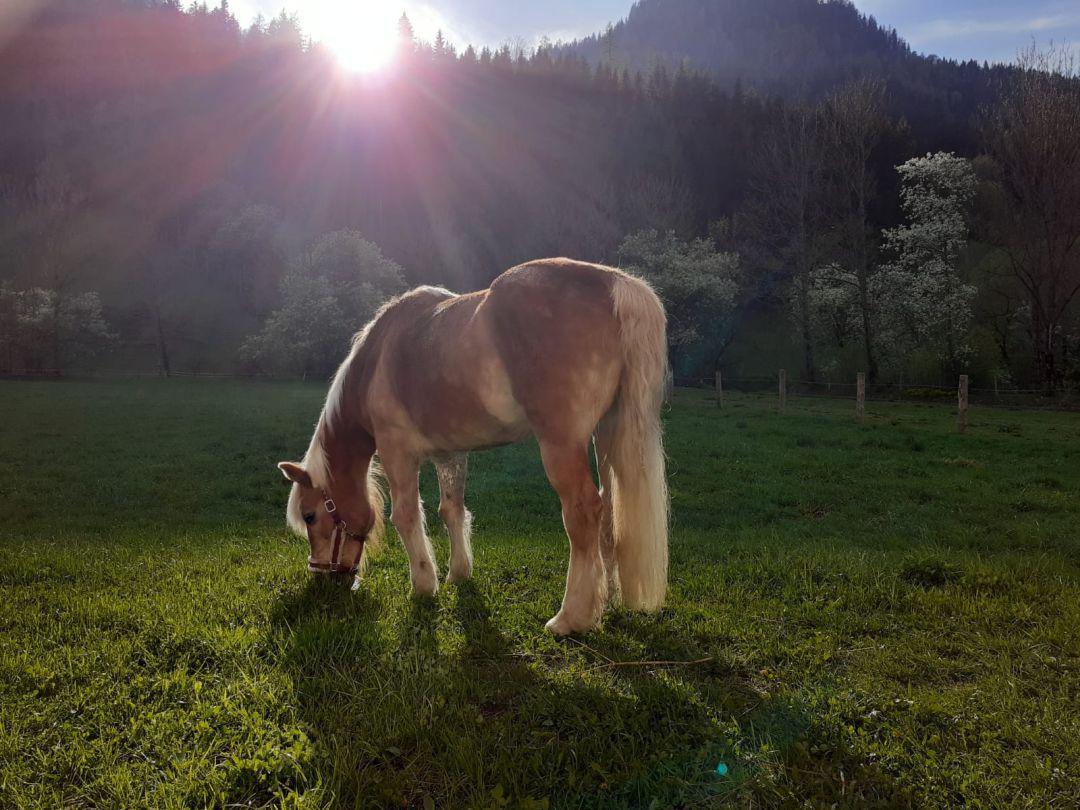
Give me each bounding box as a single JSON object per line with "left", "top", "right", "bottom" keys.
{"left": 306, "top": 490, "right": 367, "bottom": 578}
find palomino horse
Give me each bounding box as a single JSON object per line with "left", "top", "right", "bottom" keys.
{"left": 278, "top": 258, "right": 668, "bottom": 635}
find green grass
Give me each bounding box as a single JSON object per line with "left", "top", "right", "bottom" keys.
{"left": 1, "top": 380, "right": 1079, "bottom": 808}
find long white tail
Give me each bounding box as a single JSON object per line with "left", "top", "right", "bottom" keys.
{"left": 608, "top": 271, "right": 669, "bottom": 611}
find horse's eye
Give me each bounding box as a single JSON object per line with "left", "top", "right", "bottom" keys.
{"left": 303, "top": 512, "right": 316, "bottom": 525}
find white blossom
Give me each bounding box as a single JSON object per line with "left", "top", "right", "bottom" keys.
{"left": 806, "top": 152, "right": 976, "bottom": 376}
{"left": 878, "top": 152, "right": 977, "bottom": 370}
{"left": 617, "top": 229, "right": 741, "bottom": 370}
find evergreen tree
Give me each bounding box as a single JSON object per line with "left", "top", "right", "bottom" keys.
{"left": 397, "top": 13, "right": 415, "bottom": 55}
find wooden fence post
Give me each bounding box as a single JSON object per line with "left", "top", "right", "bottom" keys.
{"left": 958, "top": 374, "right": 969, "bottom": 433}
{"left": 778, "top": 369, "right": 787, "bottom": 412}
{"left": 715, "top": 370, "right": 723, "bottom": 409}
{"left": 856, "top": 372, "right": 866, "bottom": 422}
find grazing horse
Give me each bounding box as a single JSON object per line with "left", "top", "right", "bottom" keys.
{"left": 278, "top": 258, "right": 669, "bottom": 635}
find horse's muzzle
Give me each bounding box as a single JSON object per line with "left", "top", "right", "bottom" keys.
{"left": 307, "top": 559, "right": 358, "bottom": 585}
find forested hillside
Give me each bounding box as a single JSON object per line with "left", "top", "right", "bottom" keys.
{"left": 0, "top": 1, "right": 773, "bottom": 376}
{"left": 567, "top": 0, "right": 1012, "bottom": 152}
{"left": 1, "top": 0, "right": 1078, "bottom": 391}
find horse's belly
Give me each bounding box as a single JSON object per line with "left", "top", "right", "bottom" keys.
{"left": 475, "top": 355, "right": 528, "bottom": 431}
{"left": 401, "top": 346, "right": 527, "bottom": 453}
{"left": 440, "top": 357, "right": 529, "bottom": 450}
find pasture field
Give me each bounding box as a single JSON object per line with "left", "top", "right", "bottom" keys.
{"left": 1, "top": 379, "right": 1079, "bottom": 808}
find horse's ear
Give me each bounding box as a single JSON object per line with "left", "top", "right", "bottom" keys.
{"left": 278, "top": 462, "right": 312, "bottom": 487}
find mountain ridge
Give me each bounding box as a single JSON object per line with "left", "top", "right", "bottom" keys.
{"left": 563, "top": 0, "right": 1012, "bottom": 150}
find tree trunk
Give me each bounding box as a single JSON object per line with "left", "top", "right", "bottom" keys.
{"left": 858, "top": 273, "right": 877, "bottom": 383}
{"left": 156, "top": 305, "right": 171, "bottom": 378}
{"left": 50, "top": 294, "right": 62, "bottom": 377}
{"left": 797, "top": 277, "right": 816, "bottom": 382}
{"left": 1032, "top": 311, "right": 1058, "bottom": 394}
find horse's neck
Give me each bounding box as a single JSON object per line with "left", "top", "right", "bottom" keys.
{"left": 319, "top": 374, "right": 376, "bottom": 503}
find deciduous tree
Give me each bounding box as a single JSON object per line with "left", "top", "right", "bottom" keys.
{"left": 617, "top": 228, "right": 741, "bottom": 376}
{"left": 241, "top": 231, "right": 405, "bottom": 375}
{"left": 743, "top": 101, "right": 829, "bottom": 381}
{"left": 980, "top": 45, "right": 1080, "bottom": 390}
{"left": 821, "top": 77, "right": 888, "bottom": 381}
{"left": 876, "top": 152, "right": 977, "bottom": 375}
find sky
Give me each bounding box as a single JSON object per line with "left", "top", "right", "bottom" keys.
{"left": 230, "top": 0, "right": 1080, "bottom": 66}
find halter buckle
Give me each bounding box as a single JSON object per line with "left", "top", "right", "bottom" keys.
{"left": 324, "top": 497, "right": 337, "bottom": 513}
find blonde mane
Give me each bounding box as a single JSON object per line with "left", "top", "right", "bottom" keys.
{"left": 320, "top": 286, "right": 453, "bottom": 431}
{"left": 285, "top": 302, "right": 402, "bottom": 542}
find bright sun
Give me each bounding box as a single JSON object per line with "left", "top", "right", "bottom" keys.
{"left": 314, "top": 1, "right": 400, "bottom": 73}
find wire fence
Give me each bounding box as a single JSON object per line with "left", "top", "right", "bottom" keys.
{"left": 674, "top": 373, "right": 1079, "bottom": 413}
{"left": 0, "top": 369, "right": 304, "bottom": 381}
{"left": 3, "top": 368, "right": 1078, "bottom": 413}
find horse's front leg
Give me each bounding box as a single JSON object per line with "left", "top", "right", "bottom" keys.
{"left": 434, "top": 453, "right": 473, "bottom": 584}
{"left": 383, "top": 451, "right": 439, "bottom": 597}
{"left": 539, "top": 441, "right": 607, "bottom": 635}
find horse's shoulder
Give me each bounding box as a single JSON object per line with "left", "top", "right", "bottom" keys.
{"left": 412, "top": 284, "right": 458, "bottom": 300}
{"left": 394, "top": 285, "right": 457, "bottom": 308}
{"left": 376, "top": 285, "right": 456, "bottom": 323}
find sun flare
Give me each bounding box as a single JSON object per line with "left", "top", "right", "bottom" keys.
{"left": 314, "top": 1, "right": 400, "bottom": 73}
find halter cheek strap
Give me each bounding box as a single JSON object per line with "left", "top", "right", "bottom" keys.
{"left": 307, "top": 492, "right": 367, "bottom": 578}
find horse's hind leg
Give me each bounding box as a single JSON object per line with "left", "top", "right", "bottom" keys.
{"left": 434, "top": 452, "right": 472, "bottom": 584}
{"left": 539, "top": 441, "right": 607, "bottom": 635}
{"left": 383, "top": 450, "right": 440, "bottom": 597}
{"left": 594, "top": 415, "right": 619, "bottom": 603}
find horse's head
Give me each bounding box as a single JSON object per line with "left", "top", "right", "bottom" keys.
{"left": 278, "top": 461, "right": 381, "bottom": 585}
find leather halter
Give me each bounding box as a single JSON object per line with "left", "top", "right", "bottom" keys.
{"left": 306, "top": 490, "right": 366, "bottom": 578}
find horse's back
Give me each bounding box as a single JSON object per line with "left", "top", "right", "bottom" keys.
{"left": 487, "top": 258, "right": 620, "bottom": 330}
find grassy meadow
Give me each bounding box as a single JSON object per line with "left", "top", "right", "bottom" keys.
{"left": 1, "top": 379, "right": 1079, "bottom": 808}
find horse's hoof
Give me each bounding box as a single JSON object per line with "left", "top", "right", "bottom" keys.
{"left": 411, "top": 578, "right": 439, "bottom": 598}
{"left": 545, "top": 616, "right": 571, "bottom": 636}
{"left": 545, "top": 613, "right": 593, "bottom": 636}
{"left": 446, "top": 568, "right": 472, "bottom": 585}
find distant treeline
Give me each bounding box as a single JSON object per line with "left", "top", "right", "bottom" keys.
{"left": 568, "top": 0, "right": 1013, "bottom": 144}
{"left": 0, "top": 1, "right": 1077, "bottom": 391}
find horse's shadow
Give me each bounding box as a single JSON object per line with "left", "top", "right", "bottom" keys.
{"left": 271, "top": 579, "right": 905, "bottom": 808}
{"left": 271, "top": 576, "right": 383, "bottom": 629}
{"left": 449, "top": 579, "right": 508, "bottom": 656}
